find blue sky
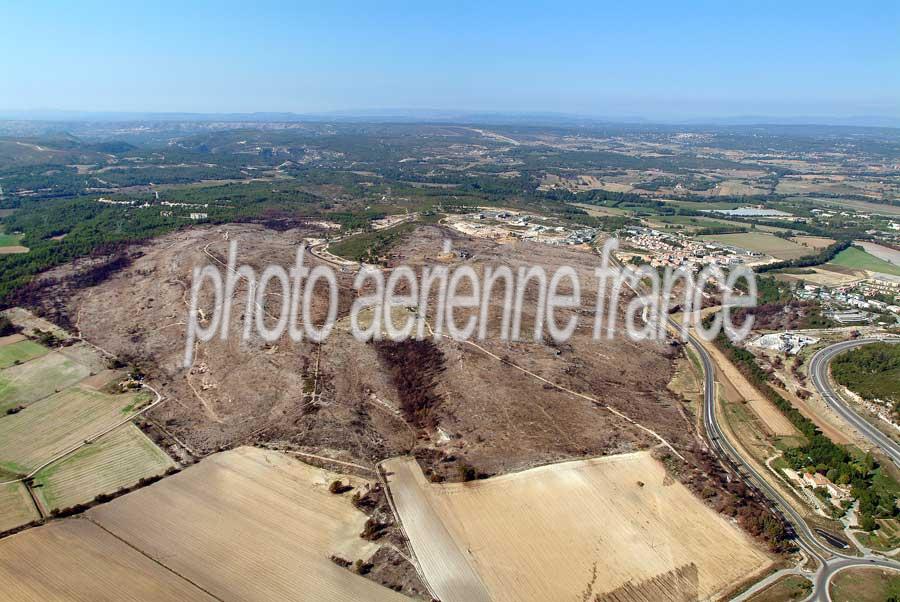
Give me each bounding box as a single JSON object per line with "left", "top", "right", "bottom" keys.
{"left": 3, "top": 1, "right": 898, "bottom": 118}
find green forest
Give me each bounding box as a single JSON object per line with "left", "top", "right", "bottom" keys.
{"left": 832, "top": 343, "right": 900, "bottom": 412}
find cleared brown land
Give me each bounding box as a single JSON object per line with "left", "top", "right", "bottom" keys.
{"left": 0, "top": 335, "right": 24, "bottom": 348}
{"left": 63, "top": 224, "right": 691, "bottom": 478}
{"left": 792, "top": 236, "right": 835, "bottom": 250}
{"left": 385, "top": 453, "right": 772, "bottom": 602}
{"left": 0, "top": 308, "right": 68, "bottom": 340}
{"left": 88, "top": 447, "right": 412, "bottom": 602}
{"left": 0, "top": 482, "right": 39, "bottom": 533}
{"left": 699, "top": 337, "right": 799, "bottom": 437}
{"left": 32, "top": 423, "right": 176, "bottom": 511}
{"left": 0, "top": 519, "right": 216, "bottom": 601}
{"left": 770, "top": 384, "right": 850, "bottom": 445}
{"left": 776, "top": 266, "right": 864, "bottom": 287}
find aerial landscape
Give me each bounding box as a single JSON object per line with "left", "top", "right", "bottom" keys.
{"left": 1, "top": 2, "right": 900, "bottom": 601}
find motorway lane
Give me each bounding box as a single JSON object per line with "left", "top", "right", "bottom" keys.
{"left": 611, "top": 254, "right": 900, "bottom": 600}
{"left": 687, "top": 335, "right": 828, "bottom": 563}
{"left": 809, "top": 337, "right": 900, "bottom": 468}
{"left": 685, "top": 333, "right": 900, "bottom": 601}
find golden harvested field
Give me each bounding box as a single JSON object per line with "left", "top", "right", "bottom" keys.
{"left": 792, "top": 236, "right": 835, "bottom": 250}
{"left": 32, "top": 423, "right": 176, "bottom": 511}
{"left": 88, "top": 447, "right": 411, "bottom": 602}
{"left": 714, "top": 180, "right": 769, "bottom": 197}
{"left": 0, "top": 352, "right": 92, "bottom": 413}
{"left": 699, "top": 232, "right": 811, "bottom": 260}
{"left": 0, "top": 335, "right": 25, "bottom": 348}
{"left": 0, "top": 519, "right": 216, "bottom": 601}
{"left": 569, "top": 202, "right": 630, "bottom": 216}
{"left": 0, "top": 482, "right": 39, "bottom": 533}
{"left": 384, "top": 453, "right": 772, "bottom": 602}
{"left": 0, "top": 386, "right": 144, "bottom": 473}
{"left": 776, "top": 266, "right": 864, "bottom": 287}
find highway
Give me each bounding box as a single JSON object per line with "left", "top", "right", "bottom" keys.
{"left": 809, "top": 337, "right": 900, "bottom": 468}
{"left": 685, "top": 333, "right": 900, "bottom": 601}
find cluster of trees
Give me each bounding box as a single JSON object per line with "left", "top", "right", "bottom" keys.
{"left": 373, "top": 339, "right": 445, "bottom": 429}
{"left": 756, "top": 239, "right": 852, "bottom": 274}
{"left": 0, "top": 316, "right": 18, "bottom": 336}
{"left": 712, "top": 329, "right": 899, "bottom": 529}
{"left": 329, "top": 221, "right": 417, "bottom": 265}
{"left": 694, "top": 225, "right": 749, "bottom": 236}
{"left": 831, "top": 343, "right": 900, "bottom": 411}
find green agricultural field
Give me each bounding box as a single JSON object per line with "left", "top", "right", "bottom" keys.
{"left": 0, "top": 481, "right": 40, "bottom": 533}
{"left": 0, "top": 352, "right": 92, "bottom": 413}
{"left": 32, "top": 423, "right": 175, "bottom": 511}
{"left": 648, "top": 215, "right": 737, "bottom": 229}
{"left": 698, "top": 231, "right": 810, "bottom": 260}
{"left": 0, "top": 385, "right": 150, "bottom": 473}
{"left": 0, "top": 340, "right": 49, "bottom": 369}
{"left": 827, "top": 246, "right": 900, "bottom": 277}
{"left": 0, "top": 225, "right": 22, "bottom": 248}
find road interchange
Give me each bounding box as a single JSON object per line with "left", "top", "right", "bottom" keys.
{"left": 685, "top": 334, "right": 900, "bottom": 601}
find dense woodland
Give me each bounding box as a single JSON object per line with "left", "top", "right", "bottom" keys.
{"left": 714, "top": 330, "right": 899, "bottom": 529}
{"left": 832, "top": 343, "right": 900, "bottom": 412}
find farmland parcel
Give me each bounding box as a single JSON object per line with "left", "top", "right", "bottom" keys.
{"left": 87, "top": 446, "right": 412, "bottom": 602}
{"left": 384, "top": 452, "right": 772, "bottom": 602}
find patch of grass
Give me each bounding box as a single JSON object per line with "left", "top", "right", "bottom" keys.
{"left": 856, "top": 518, "right": 900, "bottom": 551}
{"left": 829, "top": 567, "right": 900, "bottom": 602}
{"left": 828, "top": 246, "right": 900, "bottom": 277}
{"left": 329, "top": 221, "right": 417, "bottom": 264}
{"left": 0, "top": 225, "right": 23, "bottom": 247}
{"left": 747, "top": 574, "right": 812, "bottom": 602}
{"left": 0, "top": 340, "right": 48, "bottom": 369}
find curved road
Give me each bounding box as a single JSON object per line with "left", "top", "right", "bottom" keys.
{"left": 685, "top": 334, "right": 900, "bottom": 601}
{"left": 809, "top": 337, "right": 900, "bottom": 468}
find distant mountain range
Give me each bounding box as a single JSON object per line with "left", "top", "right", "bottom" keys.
{"left": 0, "top": 108, "right": 898, "bottom": 129}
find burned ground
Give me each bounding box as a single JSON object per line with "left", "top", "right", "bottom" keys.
{"left": 56, "top": 223, "right": 691, "bottom": 481}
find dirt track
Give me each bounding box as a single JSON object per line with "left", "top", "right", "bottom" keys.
{"left": 61, "top": 223, "right": 689, "bottom": 479}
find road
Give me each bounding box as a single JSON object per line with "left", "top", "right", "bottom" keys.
{"left": 809, "top": 337, "right": 900, "bottom": 467}
{"left": 685, "top": 333, "right": 900, "bottom": 601}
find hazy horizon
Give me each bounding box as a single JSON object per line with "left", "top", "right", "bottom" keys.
{"left": 3, "top": 1, "right": 898, "bottom": 122}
